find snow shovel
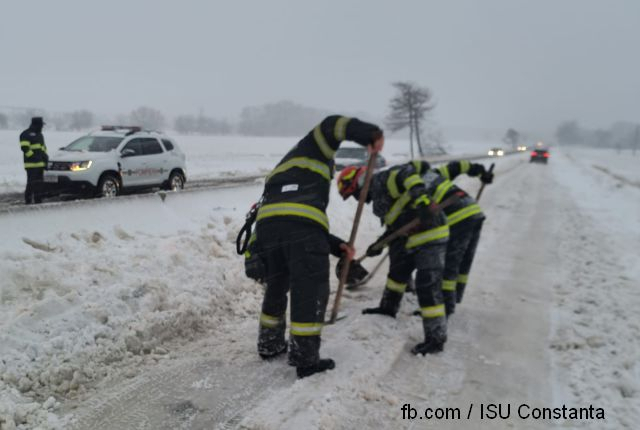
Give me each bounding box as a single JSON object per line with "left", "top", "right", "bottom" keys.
{"left": 328, "top": 151, "right": 379, "bottom": 324}
{"left": 475, "top": 163, "right": 495, "bottom": 201}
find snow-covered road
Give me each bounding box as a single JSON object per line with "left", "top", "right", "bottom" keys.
{"left": 1, "top": 149, "right": 638, "bottom": 429}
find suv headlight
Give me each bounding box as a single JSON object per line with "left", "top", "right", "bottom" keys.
{"left": 69, "top": 160, "right": 93, "bottom": 171}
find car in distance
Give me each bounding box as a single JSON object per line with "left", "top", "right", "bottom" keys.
{"left": 516, "top": 145, "right": 527, "bottom": 152}
{"left": 488, "top": 147, "right": 505, "bottom": 157}
{"left": 44, "top": 126, "right": 187, "bottom": 198}
{"left": 335, "top": 145, "right": 387, "bottom": 171}
{"left": 530, "top": 148, "right": 550, "bottom": 163}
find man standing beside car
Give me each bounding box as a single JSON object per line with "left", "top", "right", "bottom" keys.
{"left": 19, "top": 117, "right": 48, "bottom": 204}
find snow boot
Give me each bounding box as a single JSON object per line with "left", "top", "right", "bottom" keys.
{"left": 296, "top": 358, "right": 335, "bottom": 378}
{"left": 412, "top": 315, "right": 447, "bottom": 355}
{"left": 362, "top": 306, "right": 396, "bottom": 318}
{"left": 259, "top": 343, "right": 287, "bottom": 360}
{"left": 411, "top": 338, "right": 445, "bottom": 355}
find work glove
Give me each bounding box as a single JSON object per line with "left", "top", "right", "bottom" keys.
{"left": 480, "top": 170, "right": 494, "bottom": 184}
{"left": 365, "top": 242, "right": 383, "bottom": 257}
{"left": 415, "top": 195, "right": 435, "bottom": 226}
{"left": 362, "top": 307, "right": 396, "bottom": 318}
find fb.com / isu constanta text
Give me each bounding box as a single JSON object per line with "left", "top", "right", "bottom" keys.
{"left": 401, "top": 403, "right": 605, "bottom": 422}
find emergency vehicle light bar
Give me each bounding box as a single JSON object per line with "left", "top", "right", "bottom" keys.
{"left": 101, "top": 125, "right": 142, "bottom": 132}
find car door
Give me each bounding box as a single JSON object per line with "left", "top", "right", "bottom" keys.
{"left": 140, "top": 138, "right": 167, "bottom": 185}
{"left": 119, "top": 138, "right": 150, "bottom": 187}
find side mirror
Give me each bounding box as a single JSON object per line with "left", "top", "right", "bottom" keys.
{"left": 121, "top": 149, "right": 136, "bottom": 157}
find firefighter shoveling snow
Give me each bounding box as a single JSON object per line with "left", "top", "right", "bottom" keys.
{"left": 0, "top": 148, "right": 639, "bottom": 429}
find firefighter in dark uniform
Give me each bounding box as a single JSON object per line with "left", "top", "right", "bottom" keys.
{"left": 256, "top": 115, "right": 383, "bottom": 378}
{"left": 415, "top": 160, "right": 493, "bottom": 316}
{"left": 337, "top": 161, "right": 450, "bottom": 355}
{"left": 19, "top": 117, "right": 48, "bottom": 204}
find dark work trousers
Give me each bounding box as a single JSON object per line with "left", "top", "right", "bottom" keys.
{"left": 456, "top": 218, "right": 484, "bottom": 304}
{"left": 256, "top": 219, "right": 330, "bottom": 368}
{"left": 442, "top": 220, "right": 478, "bottom": 315}
{"left": 379, "top": 237, "right": 448, "bottom": 343}
{"left": 25, "top": 168, "right": 44, "bottom": 204}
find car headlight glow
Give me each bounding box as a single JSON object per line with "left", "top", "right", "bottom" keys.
{"left": 488, "top": 150, "right": 494, "bottom": 155}
{"left": 69, "top": 160, "right": 93, "bottom": 171}
{"left": 497, "top": 150, "right": 504, "bottom": 156}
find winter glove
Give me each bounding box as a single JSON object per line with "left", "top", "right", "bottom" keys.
{"left": 415, "top": 195, "right": 435, "bottom": 226}
{"left": 480, "top": 170, "right": 494, "bottom": 184}
{"left": 362, "top": 307, "right": 396, "bottom": 318}
{"left": 365, "top": 242, "right": 383, "bottom": 257}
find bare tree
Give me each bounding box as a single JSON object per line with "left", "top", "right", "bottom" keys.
{"left": 503, "top": 128, "right": 521, "bottom": 148}
{"left": 386, "top": 82, "right": 435, "bottom": 158}
{"left": 130, "top": 106, "right": 166, "bottom": 130}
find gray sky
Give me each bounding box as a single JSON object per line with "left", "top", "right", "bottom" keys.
{"left": 2, "top": 0, "right": 639, "bottom": 132}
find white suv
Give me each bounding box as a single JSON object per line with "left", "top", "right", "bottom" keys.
{"left": 44, "top": 126, "right": 187, "bottom": 198}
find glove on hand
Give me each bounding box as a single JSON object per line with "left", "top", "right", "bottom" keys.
{"left": 480, "top": 170, "right": 494, "bottom": 184}
{"left": 366, "top": 242, "right": 383, "bottom": 257}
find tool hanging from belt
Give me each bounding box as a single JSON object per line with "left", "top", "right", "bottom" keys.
{"left": 236, "top": 196, "right": 263, "bottom": 255}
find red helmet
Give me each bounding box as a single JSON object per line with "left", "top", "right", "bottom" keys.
{"left": 337, "top": 166, "right": 366, "bottom": 200}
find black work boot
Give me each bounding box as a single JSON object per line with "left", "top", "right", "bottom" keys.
{"left": 412, "top": 316, "right": 447, "bottom": 355}
{"left": 411, "top": 338, "right": 445, "bottom": 355}
{"left": 296, "top": 358, "right": 335, "bottom": 378}
{"left": 259, "top": 343, "right": 287, "bottom": 360}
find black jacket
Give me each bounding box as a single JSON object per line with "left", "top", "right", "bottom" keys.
{"left": 257, "top": 115, "right": 382, "bottom": 231}
{"left": 19, "top": 128, "right": 48, "bottom": 169}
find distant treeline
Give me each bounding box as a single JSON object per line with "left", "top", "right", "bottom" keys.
{"left": 556, "top": 120, "right": 640, "bottom": 149}
{"left": 0, "top": 101, "right": 338, "bottom": 137}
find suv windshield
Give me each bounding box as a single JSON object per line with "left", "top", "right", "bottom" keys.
{"left": 336, "top": 147, "right": 366, "bottom": 159}
{"left": 64, "top": 136, "right": 124, "bottom": 152}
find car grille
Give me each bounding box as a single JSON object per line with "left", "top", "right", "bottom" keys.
{"left": 49, "top": 161, "right": 72, "bottom": 171}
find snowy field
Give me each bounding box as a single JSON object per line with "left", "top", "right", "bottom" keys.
{"left": 0, "top": 129, "right": 500, "bottom": 194}
{"left": 1, "top": 146, "right": 638, "bottom": 429}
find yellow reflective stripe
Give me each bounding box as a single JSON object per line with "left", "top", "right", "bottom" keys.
{"left": 386, "top": 170, "right": 400, "bottom": 198}
{"left": 25, "top": 150, "right": 35, "bottom": 158}
{"left": 30, "top": 143, "right": 45, "bottom": 150}
{"left": 447, "top": 204, "right": 482, "bottom": 226}
{"left": 413, "top": 195, "right": 430, "bottom": 208}
{"left": 260, "top": 313, "right": 282, "bottom": 328}
{"left": 403, "top": 174, "right": 423, "bottom": 190}
{"left": 421, "top": 304, "right": 445, "bottom": 318}
{"left": 442, "top": 280, "right": 457, "bottom": 291}
{"left": 257, "top": 203, "right": 329, "bottom": 231}
{"left": 290, "top": 322, "right": 323, "bottom": 336}
{"left": 24, "top": 162, "right": 46, "bottom": 168}
{"left": 314, "top": 125, "right": 335, "bottom": 159}
{"left": 433, "top": 179, "right": 453, "bottom": 203}
{"left": 406, "top": 225, "right": 450, "bottom": 248}
{"left": 267, "top": 157, "right": 331, "bottom": 181}
{"left": 333, "top": 116, "right": 351, "bottom": 141}
{"left": 460, "top": 160, "right": 471, "bottom": 174}
{"left": 412, "top": 160, "right": 423, "bottom": 174}
{"left": 384, "top": 193, "right": 411, "bottom": 226}
{"left": 457, "top": 274, "right": 468, "bottom": 284}
{"left": 438, "top": 165, "right": 450, "bottom": 179}
{"left": 20, "top": 140, "right": 31, "bottom": 147}
{"left": 386, "top": 277, "right": 407, "bottom": 293}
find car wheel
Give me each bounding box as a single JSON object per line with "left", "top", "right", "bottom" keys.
{"left": 97, "top": 174, "right": 120, "bottom": 198}
{"left": 165, "top": 171, "right": 185, "bottom": 191}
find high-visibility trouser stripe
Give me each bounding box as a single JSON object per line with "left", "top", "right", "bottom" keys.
{"left": 386, "top": 170, "right": 400, "bottom": 198}
{"left": 334, "top": 116, "right": 351, "bottom": 141}
{"left": 267, "top": 157, "right": 331, "bottom": 181}
{"left": 20, "top": 140, "right": 31, "bottom": 148}
{"left": 442, "top": 279, "right": 457, "bottom": 291}
{"left": 384, "top": 193, "right": 411, "bottom": 226}
{"left": 447, "top": 204, "right": 483, "bottom": 226}
{"left": 30, "top": 143, "right": 45, "bottom": 151}
{"left": 403, "top": 174, "right": 423, "bottom": 190}
{"left": 313, "top": 125, "right": 335, "bottom": 159}
{"left": 433, "top": 180, "right": 453, "bottom": 203}
{"left": 460, "top": 160, "right": 471, "bottom": 174}
{"left": 260, "top": 313, "right": 283, "bottom": 328}
{"left": 406, "top": 225, "right": 450, "bottom": 249}
{"left": 421, "top": 304, "right": 445, "bottom": 318}
{"left": 290, "top": 322, "right": 323, "bottom": 336}
{"left": 257, "top": 203, "right": 329, "bottom": 231}
{"left": 438, "top": 165, "right": 450, "bottom": 180}
{"left": 24, "top": 162, "right": 46, "bottom": 168}
{"left": 457, "top": 274, "right": 469, "bottom": 284}
{"left": 386, "top": 277, "right": 407, "bottom": 293}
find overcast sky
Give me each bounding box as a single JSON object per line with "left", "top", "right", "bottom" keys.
{"left": 2, "top": 0, "right": 639, "bottom": 132}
